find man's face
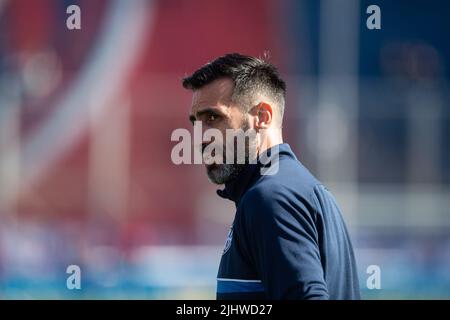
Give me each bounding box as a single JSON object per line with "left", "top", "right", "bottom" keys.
{"left": 189, "top": 78, "right": 253, "bottom": 184}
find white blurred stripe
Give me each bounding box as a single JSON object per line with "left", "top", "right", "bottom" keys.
{"left": 217, "top": 278, "right": 262, "bottom": 283}
{"left": 15, "top": 0, "right": 154, "bottom": 191}
{"left": 88, "top": 97, "right": 131, "bottom": 219}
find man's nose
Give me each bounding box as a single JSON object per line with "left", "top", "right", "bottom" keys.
{"left": 191, "top": 121, "right": 210, "bottom": 151}
{"left": 201, "top": 142, "right": 209, "bottom": 154}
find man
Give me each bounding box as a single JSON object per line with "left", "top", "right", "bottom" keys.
{"left": 182, "top": 53, "right": 360, "bottom": 300}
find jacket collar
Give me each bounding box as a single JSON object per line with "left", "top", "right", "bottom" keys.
{"left": 216, "top": 143, "right": 295, "bottom": 204}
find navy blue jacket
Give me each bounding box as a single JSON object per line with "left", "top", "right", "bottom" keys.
{"left": 216, "top": 143, "right": 360, "bottom": 300}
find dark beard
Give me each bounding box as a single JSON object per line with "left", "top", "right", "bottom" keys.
{"left": 204, "top": 121, "right": 255, "bottom": 185}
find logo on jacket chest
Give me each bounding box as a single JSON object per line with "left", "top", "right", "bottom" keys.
{"left": 222, "top": 226, "right": 233, "bottom": 255}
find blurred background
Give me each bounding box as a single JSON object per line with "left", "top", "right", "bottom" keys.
{"left": 0, "top": 0, "right": 449, "bottom": 299}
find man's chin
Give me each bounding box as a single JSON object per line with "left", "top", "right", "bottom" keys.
{"left": 205, "top": 163, "right": 245, "bottom": 185}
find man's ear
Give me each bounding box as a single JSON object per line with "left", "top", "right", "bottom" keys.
{"left": 254, "top": 102, "right": 273, "bottom": 129}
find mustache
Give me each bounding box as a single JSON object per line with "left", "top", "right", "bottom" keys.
{"left": 201, "top": 141, "right": 255, "bottom": 166}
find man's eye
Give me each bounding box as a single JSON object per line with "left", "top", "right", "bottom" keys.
{"left": 207, "top": 114, "right": 217, "bottom": 122}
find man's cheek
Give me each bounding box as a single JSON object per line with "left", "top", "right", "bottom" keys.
{"left": 202, "top": 142, "right": 225, "bottom": 165}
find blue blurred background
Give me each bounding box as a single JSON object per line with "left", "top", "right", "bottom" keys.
{"left": 0, "top": 0, "right": 449, "bottom": 299}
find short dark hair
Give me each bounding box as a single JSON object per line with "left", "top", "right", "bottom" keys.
{"left": 182, "top": 53, "right": 286, "bottom": 121}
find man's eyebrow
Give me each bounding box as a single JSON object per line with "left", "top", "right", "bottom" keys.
{"left": 196, "top": 107, "right": 222, "bottom": 117}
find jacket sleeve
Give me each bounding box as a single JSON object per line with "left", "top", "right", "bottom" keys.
{"left": 241, "top": 187, "right": 329, "bottom": 299}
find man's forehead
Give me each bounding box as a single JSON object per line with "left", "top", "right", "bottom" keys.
{"left": 191, "top": 78, "right": 234, "bottom": 109}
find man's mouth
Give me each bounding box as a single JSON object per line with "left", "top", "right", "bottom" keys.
{"left": 206, "top": 163, "right": 218, "bottom": 170}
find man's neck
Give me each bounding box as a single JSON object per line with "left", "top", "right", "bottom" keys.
{"left": 257, "top": 127, "right": 283, "bottom": 155}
